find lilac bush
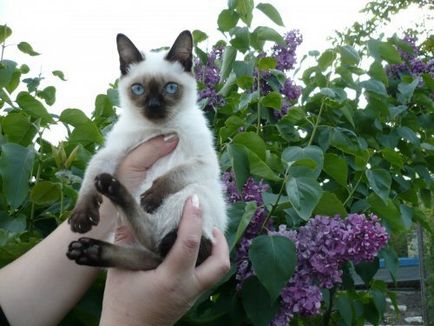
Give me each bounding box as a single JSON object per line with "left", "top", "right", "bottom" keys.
{"left": 223, "top": 171, "right": 389, "bottom": 324}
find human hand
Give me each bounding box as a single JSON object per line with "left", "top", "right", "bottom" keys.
{"left": 100, "top": 196, "right": 230, "bottom": 326}
{"left": 116, "top": 133, "right": 178, "bottom": 191}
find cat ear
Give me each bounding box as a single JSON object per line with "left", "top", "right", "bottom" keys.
{"left": 116, "top": 34, "right": 144, "bottom": 75}
{"left": 165, "top": 30, "right": 193, "bottom": 72}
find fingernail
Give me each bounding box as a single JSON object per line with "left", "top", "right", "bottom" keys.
{"left": 163, "top": 133, "right": 177, "bottom": 142}
{"left": 192, "top": 194, "right": 200, "bottom": 208}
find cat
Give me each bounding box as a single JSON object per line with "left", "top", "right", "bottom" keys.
{"left": 66, "top": 31, "right": 227, "bottom": 270}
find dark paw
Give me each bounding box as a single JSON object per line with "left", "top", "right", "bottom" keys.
{"left": 66, "top": 237, "right": 104, "bottom": 267}
{"left": 140, "top": 187, "right": 164, "bottom": 213}
{"left": 68, "top": 193, "right": 102, "bottom": 233}
{"left": 95, "top": 173, "right": 122, "bottom": 202}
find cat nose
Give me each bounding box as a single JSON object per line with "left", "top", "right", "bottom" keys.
{"left": 148, "top": 97, "right": 161, "bottom": 109}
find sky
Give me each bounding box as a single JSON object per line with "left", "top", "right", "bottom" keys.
{"left": 1, "top": 0, "right": 431, "bottom": 143}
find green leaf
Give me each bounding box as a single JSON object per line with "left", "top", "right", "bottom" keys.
{"left": 60, "top": 109, "right": 103, "bottom": 145}
{"left": 217, "top": 9, "right": 239, "bottom": 32}
{"left": 16, "top": 92, "right": 54, "bottom": 124}
{"left": 235, "top": 0, "right": 254, "bottom": 26}
{"left": 360, "top": 79, "right": 387, "bottom": 96}
{"left": 52, "top": 70, "right": 67, "bottom": 81}
{"left": 371, "top": 289, "right": 386, "bottom": 317}
{"left": 257, "top": 57, "right": 276, "bottom": 71}
{"left": 379, "top": 246, "right": 398, "bottom": 282}
{"left": 0, "top": 213, "right": 26, "bottom": 233}
{"left": 228, "top": 143, "right": 249, "bottom": 193}
{"left": 260, "top": 91, "right": 281, "bottom": 110}
{"left": 378, "top": 42, "right": 402, "bottom": 64}
{"left": 230, "top": 27, "right": 250, "bottom": 53}
{"left": 368, "top": 194, "right": 402, "bottom": 233}
{"left": 17, "top": 41, "right": 40, "bottom": 56}
{"left": 30, "top": 181, "right": 61, "bottom": 205}
{"left": 249, "top": 235, "right": 297, "bottom": 301}
{"left": 365, "top": 168, "right": 391, "bottom": 204}
{"left": 318, "top": 49, "right": 336, "bottom": 71}
{"left": 323, "top": 153, "right": 348, "bottom": 187}
{"left": 247, "top": 148, "right": 280, "bottom": 182}
{"left": 355, "top": 258, "right": 379, "bottom": 285}
{"left": 220, "top": 46, "right": 237, "bottom": 81}
{"left": 314, "top": 191, "right": 347, "bottom": 217}
{"left": 37, "top": 86, "right": 56, "bottom": 106}
{"left": 2, "top": 112, "right": 38, "bottom": 146}
{"left": 241, "top": 277, "right": 279, "bottom": 326}
{"left": 256, "top": 3, "right": 284, "bottom": 26}
{"left": 397, "top": 126, "right": 419, "bottom": 145}
{"left": 231, "top": 201, "right": 257, "bottom": 251}
{"left": 233, "top": 132, "right": 266, "bottom": 161}
{"left": 282, "top": 145, "right": 324, "bottom": 178}
{"left": 336, "top": 294, "right": 353, "bottom": 326}
{"left": 285, "top": 176, "right": 323, "bottom": 220}
{"left": 381, "top": 148, "right": 403, "bottom": 169}
{"left": 0, "top": 144, "right": 35, "bottom": 208}
{"left": 192, "top": 30, "right": 207, "bottom": 44}
{"left": 0, "top": 25, "right": 12, "bottom": 43}
{"left": 0, "top": 60, "right": 17, "bottom": 88}
{"left": 397, "top": 79, "right": 418, "bottom": 104}
{"left": 252, "top": 26, "right": 284, "bottom": 45}
{"left": 339, "top": 45, "right": 360, "bottom": 65}
{"left": 368, "top": 61, "right": 388, "bottom": 86}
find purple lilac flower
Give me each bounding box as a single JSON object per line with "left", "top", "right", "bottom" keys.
{"left": 268, "top": 215, "right": 388, "bottom": 324}
{"left": 194, "top": 46, "right": 225, "bottom": 109}
{"left": 271, "top": 30, "right": 303, "bottom": 71}
{"left": 223, "top": 171, "right": 271, "bottom": 288}
{"left": 343, "top": 214, "right": 389, "bottom": 264}
{"left": 386, "top": 34, "right": 433, "bottom": 82}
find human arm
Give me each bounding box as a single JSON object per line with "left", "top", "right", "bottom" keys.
{"left": 0, "top": 135, "right": 178, "bottom": 326}
{"left": 100, "top": 196, "right": 230, "bottom": 326}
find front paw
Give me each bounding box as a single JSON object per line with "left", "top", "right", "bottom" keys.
{"left": 66, "top": 237, "right": 103, "bottom": 266}
{"left": 68, "top": 193, "right": 102, "bottom": 233}
{"left": 95, "top": 173, "right": 123, "bottom": 204}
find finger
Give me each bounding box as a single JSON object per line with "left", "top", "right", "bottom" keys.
{"left": 195, "top": 228, "right": 230, "bottom": 290}
{"left": 162, "top": 195, "right": 203, "bottom": 274}
{"left": 121, "top": 134, "right": 178, "bottom": 172}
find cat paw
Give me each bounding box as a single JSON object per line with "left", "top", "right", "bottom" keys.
{"left": 66, "top": 237, "right": 104, "bottom": 266}
{"left": 95, "top": 173, "right": 123, "bottom": 204}
{"left": 140, "top": 182, "right": 165, "bottom": 213}
{"left": 68, "top": 193, "right": 102, "bottom": 233}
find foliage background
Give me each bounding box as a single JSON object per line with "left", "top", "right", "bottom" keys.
{"left": 0, "top": 0, "right": 433, "bottom": 325}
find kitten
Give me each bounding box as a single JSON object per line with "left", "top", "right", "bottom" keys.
{"left": 66, "top": 31, "right": 227, "bottom": 270}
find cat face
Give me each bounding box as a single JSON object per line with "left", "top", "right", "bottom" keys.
{"left": 116, "top": 31, "right": 196, "bottom": 122}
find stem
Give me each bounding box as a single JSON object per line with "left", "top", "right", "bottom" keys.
{"left": 256, "top": 75, "right": 261, "bottom": 134}
{"left": 260, "top": 164, "right": 291, "bottom": 231}
{"left": 308, "top": 99, "right": 325, "bottom": 146}
{"left": 324, "top": 287, "right": 336, "bottom": 326}
{"left": 29, "top": 163, "right": 41, "bottom": 231}
{"left": 343, "top": 173, "right": 363, "bottom": 206}
{"left": 59, "top": 182, "right": 64, "bottom": 222}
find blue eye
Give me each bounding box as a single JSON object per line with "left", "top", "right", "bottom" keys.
{"left": 131, "top": 83, "right": 144, "bottom": 95}
{"left": 164, "top": 82, "right": 178, "bottom": 94}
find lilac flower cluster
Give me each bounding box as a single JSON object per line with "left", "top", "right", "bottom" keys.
{"left": 269, "top": 31, "right": 303, "bottom": 119}
{"left": 223, "top": 171, "right": 271, "bottom": 288}
{"left": 270, "top": 214, "right": 389, "bottom": 325}
{"left": 271, "top": 30, "right": 303, "bottom": 71}
{"left": 386, "top": 35, "right": 434, "bottom": 81}
{"left": 194, "top": 46, "right": 225, "bottom": 110}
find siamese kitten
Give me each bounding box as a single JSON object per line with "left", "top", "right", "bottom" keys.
{"left": 66, "top": 31, "right": 227, "bottom": 270}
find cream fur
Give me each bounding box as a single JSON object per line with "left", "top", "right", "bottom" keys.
{"left": 79, "top": 50, "right": 227, "bottom": 244}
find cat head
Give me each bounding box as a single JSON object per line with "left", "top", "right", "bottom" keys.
{"left": 116, "top": 31, "right": 196, "bottom": 122}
